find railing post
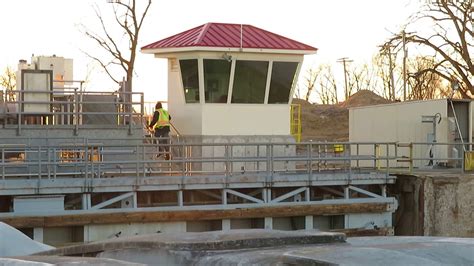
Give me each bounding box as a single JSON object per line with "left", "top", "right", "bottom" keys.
{"left": 17, "top": 90, "right": 22, "bottom": 136}
{"left": 224, "top": 144, "right": 229, "bottom": 178}
{"left": 270, "top": 144, "right": 274, "bottom": 182}
{"left": 375, "top": 144, "right": 380, "bottom": 170}
{"left": 47, "top": 148, "right": 51, "bottom": 179}
{"left": 85, "top": 143, "right": 89, "bottom": 181}
{"left": 2, "top": 148, "right": 4, "bottom": 180}
{"left": 409, "top": 143, "right": 413, "bottom": 173}
{"left": 136, "top": 145, "right": 139, "bottom": 180}
{"left": 142, "top": 145, "right": 146, "bottom": 178}
{"left": 308, "top": 142, "right": 313, "bottom": 183}
{"left": 324, "top": 142, "right": 327, "bottom": 169}
{"left": 53, "top": 148, "right": 57, "bottom": 180}
{"left": 74, "top": 88, "right": 79, "bottom": 136}
{"left": 266, "top": 144, "right": 271, "bottom": 184}
{"left": 348, "top": 143, "right": 352, "bottom": 181}
{"left": 38, "top": 146, "right": 41, "bottom": 180}
{"left": 182, "top": 143, "right": 187, "bottom": 176}
{"left": 386, "top": 143, "right": 390, "bottom": 178}
{"left": 317, "top": 142, "right": 321, "bottom": 172}
{"left": 356, "top": 143, "right": 360, "bottom": 168}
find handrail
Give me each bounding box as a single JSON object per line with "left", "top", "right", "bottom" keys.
{"left": 0, "top": 140, "right": 471, "bottom": 181}
{"left": 0, "top": 89, "right": 145, "bottom": 135}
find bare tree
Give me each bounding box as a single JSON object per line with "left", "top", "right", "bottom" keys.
{"left": 386, "top": 0, "right": 473, "bottom": 98}
{"left": 0, "top": 67, "right": 16, "bottom": 101}
{"left": 373, "top": 54, "right": 395, "bottom": 100}
{"left": 407, "top": 56, "right": 448, "bottom": 100}
{"left": 303, "top": 67, "right": 322, "bottom": 101}
{"left": 315, "top": 65, "right": 339, "bottom": 104}
{"left": 347, "top": 63, "right": 380, "bottom": 94}
{"left": 81, "top": 0, "right": 152, "bottom": 91}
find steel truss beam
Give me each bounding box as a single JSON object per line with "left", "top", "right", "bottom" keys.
{"left": 348, "top": 185, "right": 382, "bottom": 198}
{"left": 90, "top": 192, "right": 136, "bottom": 210}
{"left": 270, "top": 187, "right": 308, "bottom": 203}
{"left": 225, "top": 189, "right": 264, "bottom": 204}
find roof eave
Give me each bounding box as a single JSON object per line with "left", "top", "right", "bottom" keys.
{"left": 141, "top": 46, "right": 317, "bottom": 56}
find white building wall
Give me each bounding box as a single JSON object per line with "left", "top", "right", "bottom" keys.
{"left": 168, "top": 59, "right": 203, "bottom": 135}
{"left": 349, "top": 100, "right": 449, "bottom": 168}
{"left": 202, "top": 104, "right": 290, "bottom": 135}
{"left": 164, "top": 52, "right": 302, "bottom": 137}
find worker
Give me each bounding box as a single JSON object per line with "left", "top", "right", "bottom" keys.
{"left": 148, "top": 102, "right": 171, "bottom": 160}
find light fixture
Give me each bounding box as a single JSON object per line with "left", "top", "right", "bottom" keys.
{"left": 222, "top": 53, "right": 232, "bottom": 62}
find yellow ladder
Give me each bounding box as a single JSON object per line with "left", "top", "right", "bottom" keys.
{"left": 290, "top": 104, "right": 302, "bottom": 142}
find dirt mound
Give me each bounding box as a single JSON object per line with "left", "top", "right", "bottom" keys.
{"left": 340, "top": 90, "right": 391, "bottom": 108}
{"left": 294, "top": 90, "right": 391, "bottom": 141}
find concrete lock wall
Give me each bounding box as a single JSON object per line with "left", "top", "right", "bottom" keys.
{"left": 84, "top": 222, "right": 187, "bottom": 242}
{"left": 172, "top": 135, "right": 296, "bottom": 172}
{"left": 423, "top": 175, "right": 474, "bottom": 237}
{"left": 394, "top": 174, "right": 474, "bottom": 237}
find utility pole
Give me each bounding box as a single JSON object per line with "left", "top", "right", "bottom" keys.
{"left": 337, "top": 57, "right": 353, "bottom": 100}
{"left": 402, "top": 30, "right": 407, "bottom": 101}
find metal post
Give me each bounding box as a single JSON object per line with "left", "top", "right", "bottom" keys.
{"left": 308, "top": 143, "right": 312, "bottom": 181}
{"left": 222, "top": 189, "right": 227, "bottom": 205}
{"left": 317, "top": 143, "right": 321, "bottom": 172}
{"left": 409, "top": 143, "right": 413, "bottom": 173}
{"left": 17, "top": 90, "right": 22, "bottom": 136}
{"left": 386, "top": 144, "right": 390, "bottom": 179}
{"left": 348, "top": 144, "right": 352, "bottom": 181}
{"left": 264, "top": 217, "right": 273, "bottom": 229}
{"left": 1, "top": 148, "right": 4, "bottom": 180}
{"left": 305, "top": 215, "right": 314, "bottom": 230}
{"left": 344, "top": 186, "right": 350, "bottom": 199}
{"left": 38, "top": 146, "right": 41, "bottom": 180}
{"left": 73, "top": 88, "right": 78, "bottom": 136}
{"left": 356, "top": 143, "right": 360, "bottom": 168}
{"left": 178, "top": 190, "right": 183, "bottom": 207}
{"left": 136, "top": 145, "right": 139, "bottom": 179}
{"left": 53, "top": 148, "right": 57, "bottom": 180}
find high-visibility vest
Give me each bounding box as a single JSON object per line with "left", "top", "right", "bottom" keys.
{"left": 154, "top": 108, "right": 170, "bottom": 129}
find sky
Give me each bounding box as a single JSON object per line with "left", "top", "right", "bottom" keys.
{"left": 0, "top": 0, "right": 422, "bottom": 102}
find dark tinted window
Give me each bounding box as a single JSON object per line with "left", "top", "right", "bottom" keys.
{"left": 204, "top": 59, "right": 231, "bottom": 103}
{"left": 232, "top": 60, "right": 268, "bottom": 104}
{"left": 268, "top": 62, "right": 298, "bottom": 104}
{"left": 179, "top": 59, "right": 199, "bottom": 103}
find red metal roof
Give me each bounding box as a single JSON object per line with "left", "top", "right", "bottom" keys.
{"left": 142, "top": 23, "right": 317, "bottom": 52}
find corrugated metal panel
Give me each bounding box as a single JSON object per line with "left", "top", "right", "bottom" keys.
{"left": 142, "top": 23, "right": 317, "bottom": 51}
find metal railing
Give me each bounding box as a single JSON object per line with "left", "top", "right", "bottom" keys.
{"left": 1, "top": 139, "right": 470, "bottom": 181}
{"left": 0, "top": 88, "right": 144, "bottom": 135}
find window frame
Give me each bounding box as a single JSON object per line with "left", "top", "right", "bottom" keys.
{"left": 267, "top": 61, "right": 301, "bottom": 104}
{"left": 203, "top": 59, "right": 233, "bottom": 104}
{"left": 178, "top": 58, "right": 201, "bottom": 104}
{"left": 230, "top": 59, "right": 270, "bottom": 104}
